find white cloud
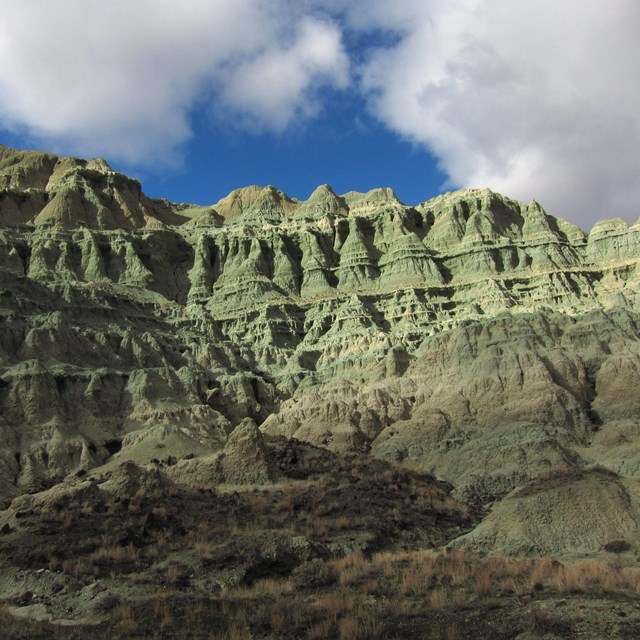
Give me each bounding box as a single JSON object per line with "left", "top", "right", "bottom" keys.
{"left": 357, "top": 0, "right": 640, "bottom": 227}
{"left": 0, "top": 0, "right": 349, "bottom": 163}
{"left": 0, "top": 0, "right": 638, "bottom": 227}
{"left": 219, "top": 18, "right": 349, "bottom": 131}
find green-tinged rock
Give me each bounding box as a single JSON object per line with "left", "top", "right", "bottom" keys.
{"left": 4, "top": 143, "right": 640, "bottom": 528}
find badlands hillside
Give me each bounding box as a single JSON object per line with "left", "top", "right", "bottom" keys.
{"left": 2, "top": 143, "right": 640, "bottom": 638}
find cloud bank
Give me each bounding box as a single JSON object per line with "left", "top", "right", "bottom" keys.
{"left": 0, "top": 0, "right": 638, "bottom": 226}
{"left": 0, "top": 0, "right": 348, "bottom": 162}
{"left": 357, "top": 0, "right": 640, "bottom": 227}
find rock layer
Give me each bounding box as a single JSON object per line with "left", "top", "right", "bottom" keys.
{"left": 450, "top": 467, "right": 640, "bottom": 555}
{"left": 2, "top": 144, "right": 640, "bottom": 548}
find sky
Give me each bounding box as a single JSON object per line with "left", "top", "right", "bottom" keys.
{"left": 0, "top": 0, "right": 638, "bottom": 230}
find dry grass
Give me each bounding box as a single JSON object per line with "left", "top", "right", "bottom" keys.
{"left": 473, "top": 571, "right": 493, "bottom": 599}
{"left": 338, "top": 617, "right": 360, "bottom": 640}
{"left": 225, "top": 576, "right": 291, "bottom": 600}
{"left": 444, "top": 623, "right": 462, "bottom": 640}
{"left": 430, "top": 587, "right": 450, "bottom": 610}
{"left": 337, "top": 613, "right": 379, "bottom": 640}
{"left": 550, "top": 559, "right": 626, "bottom": 595}
{"left": 317, "top": 590, "right": 359, "bottom": 621}
{"left": 529, "top": 605, "right": 571, "bottom": 636}
{"left": 3, "top": 546, "right": 640, "bottom": 640}
{"left": 6, "top": 444, "right": 640, "bottom": 640}
{"left": 91, "top": 542, "right": 139, "bottom": 564}
{"left": 367, "top": 547, "right": 640, "bottom": 610}
{"left": 335, "top": 549, "right": 373, "bottom": 588}
{"left": 307, "top": 619, "right": 334, "bottom": 640}
{"left": 400, "top": 567, "right": 429, "bottom": 595}
{"left": 269, "top": 612, "right": 287, "bottom": 635}
{"left": 154, "top": 597, "right": 174, "bottom": 629}
{"left": 112, "top": 603, "right": 138, "bottom": 633}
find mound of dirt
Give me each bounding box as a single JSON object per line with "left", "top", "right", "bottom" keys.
{"left": 450, "top": 467, "right": 640, "bottom": 555}
{"left": 166, "top": 418, "right": 278, "bottom": 488}
{"left": 98, "top": 460, "right": 172, "bottom": 498}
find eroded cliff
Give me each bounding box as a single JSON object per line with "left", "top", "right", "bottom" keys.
{"left": 2, "top": 143, "right": 640, "bottom": 537}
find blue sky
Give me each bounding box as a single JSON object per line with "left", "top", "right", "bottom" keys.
{"left": 134, "top": 99, "right": 448, "bottom": 207}
{"left": 0, "top": 1, "right": 638, "bottom": 229}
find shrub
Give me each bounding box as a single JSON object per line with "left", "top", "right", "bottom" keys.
{"left": 291, "top": 559, "right": 338, "bottom": 589}
{"left": 604, "top": 539, "right": 631, "bottom": 553}
{"left": 529, "top": 606, "right": 571, "bottom": 636}
{"left": 92, "top": 592, "right": 121, "bottom": 613}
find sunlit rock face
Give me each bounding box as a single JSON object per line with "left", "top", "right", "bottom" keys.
{"left": 2, "top": 143, "right": 640, "bottom": 503}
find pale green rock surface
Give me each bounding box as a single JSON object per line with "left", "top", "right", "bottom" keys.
{"left": 3, "top": 144, "right": 640, "bottom": 555}
{"left": 449, "top": 467, "right": 640, "bottom": 555}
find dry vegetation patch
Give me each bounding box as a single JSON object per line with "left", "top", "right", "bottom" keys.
{"left": 2, "top": 444, "right": 640, "bottom": 638}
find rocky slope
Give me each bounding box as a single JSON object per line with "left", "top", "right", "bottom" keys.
{"left": 2, "top": 143, "right": 640, "bottom": 557}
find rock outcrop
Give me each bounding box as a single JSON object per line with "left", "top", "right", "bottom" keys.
{"left": 2, "top": 143, "right": 640, "bottom": 549}
{"left": 450, "top": 467, "right": 640, "bottom": 555}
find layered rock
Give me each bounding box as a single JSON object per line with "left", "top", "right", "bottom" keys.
{"left": 450, "top": 467, "right": 640, "bottom": 555}
{"left": 2, "top": 144, "right": 640, "bottom": 524}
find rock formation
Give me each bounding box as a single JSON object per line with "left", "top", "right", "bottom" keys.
{"left": 450, "top": 466, "right": 640, "bottom": 555}
{"left": 2, "top": 143, "right": 640, "bottom": 556}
